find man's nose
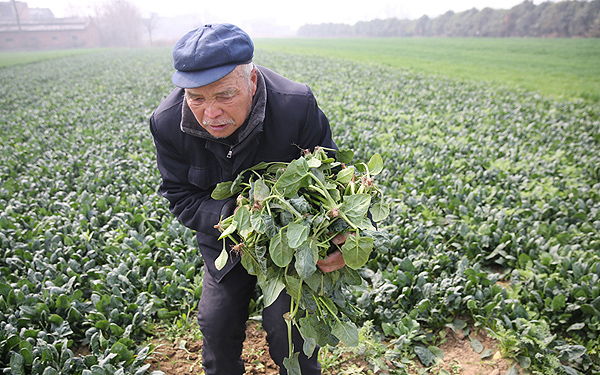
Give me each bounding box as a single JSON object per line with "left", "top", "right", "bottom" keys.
{"left": 204, "top": 100, "right": 223, "bottom": 118}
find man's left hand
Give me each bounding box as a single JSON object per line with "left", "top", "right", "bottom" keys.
{"left": 316, "top": 250, "right": 346, "bottom": 273}
{"left": 316, "top": 232, "right": 348, "bottom": 273}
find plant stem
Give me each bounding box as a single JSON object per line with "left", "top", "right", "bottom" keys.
{"left": 286, "top": 297, "right": 295, "bottom": 358}
{"left": 265, "top": 194, "right": 303, "bottom": 219}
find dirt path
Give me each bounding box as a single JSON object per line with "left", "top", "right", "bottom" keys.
{"left": 146, "top": 321, "right": 515, "bottom": 374}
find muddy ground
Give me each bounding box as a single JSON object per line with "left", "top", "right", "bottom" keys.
{"left": 146, "top": 321, "right": 516, "bottom": 375}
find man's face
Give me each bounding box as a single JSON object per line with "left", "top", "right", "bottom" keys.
{"left": 185, "top": 65, "right": 257, "bottom": 138}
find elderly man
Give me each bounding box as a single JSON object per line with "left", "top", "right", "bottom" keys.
{"left": 149, "top": 23, "right": 345, "bottom": 374}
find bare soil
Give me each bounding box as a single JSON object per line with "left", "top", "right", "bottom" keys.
{"left": 426, "top": 327, "right": 515, "bottom": 375}
{"left": 147, "top": 320, "right": 278, "bottom": 375}
{"left": 146, "top": 321, "right": 516, "bottom": 375}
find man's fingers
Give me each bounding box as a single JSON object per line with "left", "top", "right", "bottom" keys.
{"left": 331, "top": 232, "right": 348, "bottom": 245}
{"left": 316, "top": 250, "right": 346, "bottom": 273}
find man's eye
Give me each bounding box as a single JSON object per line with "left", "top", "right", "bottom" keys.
{"left": 217, "top": 95, "right": 234, "bottom": 102}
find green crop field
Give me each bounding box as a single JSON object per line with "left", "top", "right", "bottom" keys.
{"left": 255, "top": 38, "right": 600, "bottom": 102}
{"left": 0, "top": 49, "right": 102, "bottom": 68}
{"left": 1, "top": 45, "right": 599, "bottom": 375}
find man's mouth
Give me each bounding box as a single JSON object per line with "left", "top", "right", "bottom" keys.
{"left": 203, "top": 119, "right": 235, "bottom": 130}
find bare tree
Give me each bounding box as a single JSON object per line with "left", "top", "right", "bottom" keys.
{"left": 95, "top": 0, "right": 143, "bottom": 48}
{"left": 142, "top": 13, "right": 159, "bottom": 47}
{"left": 10, "top": 0, "right": 24, "bottom": 46}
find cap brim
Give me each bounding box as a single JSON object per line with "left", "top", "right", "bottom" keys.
{"left": 172, "top": 63, "right": 238, "bottom": 88}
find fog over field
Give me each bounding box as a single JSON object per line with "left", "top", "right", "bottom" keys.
{"left": 27, "top": 0, "right": 557, "bottom": 36}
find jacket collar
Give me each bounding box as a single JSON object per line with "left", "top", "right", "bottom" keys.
{"left": 180, "top": 67, "right": 267, "bottom": 146}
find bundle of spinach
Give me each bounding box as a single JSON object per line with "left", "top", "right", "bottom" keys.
{"left": 210, "top": 146, "right": 390, "bottom": 373}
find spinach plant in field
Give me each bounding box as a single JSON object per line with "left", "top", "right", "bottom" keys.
{"left": 1, "top": 48, "right": 599, "bottom": 374}
{"left": 211, "top": 146, "right": 390, "bottom": 372}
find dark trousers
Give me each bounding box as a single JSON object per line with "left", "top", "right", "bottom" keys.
{"left": 197, "top": 261, "right": 322, "bottom": 375}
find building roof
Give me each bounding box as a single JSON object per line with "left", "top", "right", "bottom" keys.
{"left": 0, "top": 18, "right": 93, "bottom": 33}
{"left": 29, "top": 8, "right": 55, "bottom": 20}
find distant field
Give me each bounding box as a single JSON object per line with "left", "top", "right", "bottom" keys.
{"left": 0, "top": 48, "right": 102, "bottom": 68}
{"left": 3, "top": 38, "right": 598, "bottom": 101}
{"left": 255, "top": 38, "right": 600, "bottom": 102}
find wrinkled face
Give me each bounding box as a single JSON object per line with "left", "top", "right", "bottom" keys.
{"left": 185, "top": 65, "right": 257, "bottom": 138}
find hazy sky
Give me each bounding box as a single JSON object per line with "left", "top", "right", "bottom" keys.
{"left": 27, "top": 0, "right": 553, "bottom": 31}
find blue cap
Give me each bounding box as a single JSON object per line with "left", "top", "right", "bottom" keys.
{"left": 172, "top": 23, "right": 254, "bottom": 88}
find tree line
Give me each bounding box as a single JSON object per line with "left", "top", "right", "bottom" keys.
{"left": 297, "top": 0, "right": 600, "bottom": 38}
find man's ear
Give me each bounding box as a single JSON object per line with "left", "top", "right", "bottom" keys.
{"left": 250, "top": 67, "right": 258, "bottom": 96}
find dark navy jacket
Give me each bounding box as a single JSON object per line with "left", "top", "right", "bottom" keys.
{"left": 150, "top": 66, "right": 336, "bottom": 281}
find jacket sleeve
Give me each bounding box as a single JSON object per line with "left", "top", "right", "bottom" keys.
{"left": 149, "top": 114, "right": 236, "bottom": 235}
{"left": 299, "top": 88, "right": 338, "bottom": 153}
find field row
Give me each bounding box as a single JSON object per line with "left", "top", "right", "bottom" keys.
{"left": 1, "top": 48, "right": 599, "bottom": 374}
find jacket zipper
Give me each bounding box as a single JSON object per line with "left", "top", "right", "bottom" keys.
{"left": 227, "top": 146, "right": 234, "bottom": 159}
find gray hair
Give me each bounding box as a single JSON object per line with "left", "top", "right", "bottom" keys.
{"left": 238, "top": 62, "right": 255, "bottom": 87}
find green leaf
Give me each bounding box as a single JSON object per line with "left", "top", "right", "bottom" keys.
{"left": 480, "top": 349, "right": 493, "bottom": 359}
{"left": 302, "top": 337, "right": 317, "bottom": 359}
{"left": 336, "top": 166, "right": 355, "bottom": 184}
{"left": 447, "top": 318, "right": 467, "bottom": 333}
{"left": 211, "top": 181, "right": 234, "bottom": 199}
{"left": 55, "top": 295, "right": 70, "bottom": 309}
{"left": 340, "top": 234, "right": 373, "bottom": 269}
{"left": 231, "top": 173, "right": 245, "bottom": 195}
{"left": 287, "top": 222, "right": 309, "bottom": 249}
{"left": 552, "top": 294, "right": 566, "bottom": 311}
{"left": 10, "top": 352, "right": 25, "bottom": 375}
{"left": 95, "top": 320, "right": 110, "bottom": 331}
{"left": 234, "top": 206, "right": 252, "bottom": 238}
{"left": 285, "top": 273, "right": 302, "bottom": 300}
{"left": 249, "top": 161, "right": 271, "bottom": 171}
{"left": 319, "top": 296, "right": 338, "bottom": 315}
{"left": 414, "top": 345, "right": 438, "bottom": 367}
{"left": 332, "top": 320, "right": 359, "bottom": 347}
{"left": 335, "top": 149, "right": 354, "bottom": 164}
{"left": 241, "top": 247, "right": 261, "bottom": 276}
{"left": 516, "top": 356, "right": 531, "bottom": 369}
{"left": 157, "top": 308, "right": 178, "bottom": 319}
{"left": 305, "top": 271, "right": 322, "bottom": 293}
{"left": 19, "top": 347, "right": 33, "bottom": 366}
{"left": 262, "top": 214, "right": 278, "bottom": 237}
{"left": 109, "top": 323, "right": 125, "bottom": 336}
{"left": 367, "top": 153, "right": 384, "bottom": 175}
{"left": 252, "top": 178, "right": 270, "bottom": 202}
{"left": 298, "top": 315, "right": 319, "bottom": 356}
{"left": 307, "top": 157, "right": 321, "bottom": 169}
{"left": 250, "top": 212, "right": 266, "bottom": 233}
{"left": 340, "top": 267, "right": 363, "bottom": 286}
{"left": 340, "top": 194, "right": 371, "bottom": 225}
{"left": 470, "top": 338, "right": 484, "bottom": 353}
{"left": 111, "top": 341, "right": 133, "bottom": 363}
{"left": 282, "top": 352, "right": 301, "bottom": 375}
{"left": 214, "top": 247, "right": 229, "bottom": 271}
{"left": 289, "top": 196, "right": 311, "bottom": 214}
{"left": 295, "top": 244, "right": 316, "bottom": 280}
{"left": 369, "top": 197, "right": 389, "bottom": 222}
{"left": 556, "top": 344, "right": 587, "bottom": 361}
{"left": 567, "top": 322, "right": 585, "bottom": 331}
{"left": 259, "top": 276, "right": 285, "bottom": 308}
{"left": 132, "top": 346, "right": 150, "bottom": 368}
{"left": 42, "top": 367, "right": 59, "bottom": 375}
{"left": 218, "top": 219, "right": 238, "bottom": 240}
{"left": 270, "top": 230, "right": 294, "bottom": 267}
{"left": 49, "top": 314, "right": 64, "bottom": 325}
{"left": 273, "top": 158, "right": 309, "bottom": 197}
{"left": 428, "top": 345, "right": 444, "bottom": 359}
